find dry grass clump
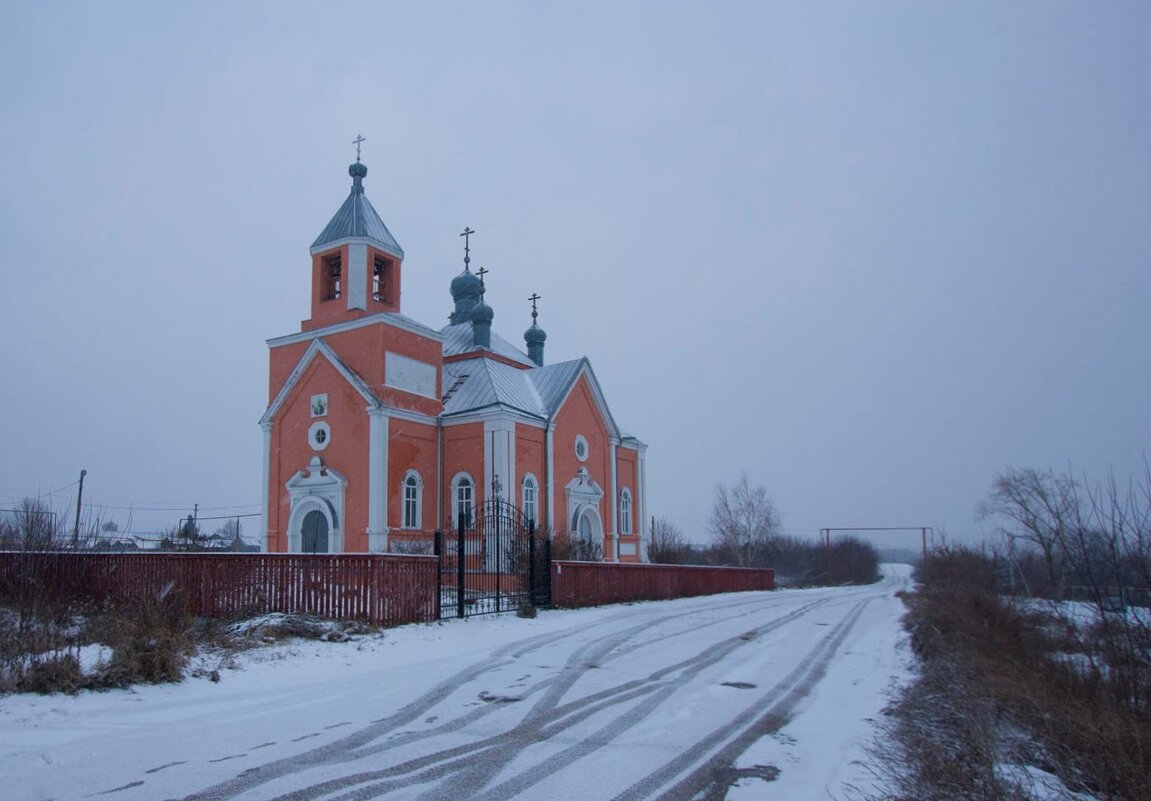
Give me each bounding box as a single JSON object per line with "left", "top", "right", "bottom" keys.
{"left": 872, "top": 547, "right": 1151, "bottom": 801}
{"left": 0, "top": 584, "right": 194, "bottom": 693}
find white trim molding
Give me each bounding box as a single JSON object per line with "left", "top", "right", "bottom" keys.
{"left": 367, "top": 408, "right": 389, "bottom": 552}
{"left": 285, "top": 457, "right": 347, "bottom": 553}
{"left": 449, "top": 471, "right": 476, "bottom": 530}
{"left": 401, "top": 469, "right": 423, "bottom": 530}
{"left": 268, "top": 310, "right": 441, "bottom": 349}
{"left": 259, "top": 421, "right": 272, "bottom": 552}
{"left": 521, "top": 472, "right": 540, "bottom": 528}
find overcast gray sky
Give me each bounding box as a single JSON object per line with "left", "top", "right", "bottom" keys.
{"left": 2, "top": 1, "right": 1148, "bottom": 548}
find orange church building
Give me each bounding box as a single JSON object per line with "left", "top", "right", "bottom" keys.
{"left": 259, "top": 157, "right": 648, "bottom": 562}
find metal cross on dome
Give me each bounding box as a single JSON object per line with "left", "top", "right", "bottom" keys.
{"left": 353, "top": 134, "right": 366, "bottom": 162}
{"left": 476, "top": 266, "right": 489, "bottom": 287}
{"left": 460, "top": 226, "right": 474, "bottom": 270}
{"left": 528, "top": 292, "right": 541, "bottom": 323}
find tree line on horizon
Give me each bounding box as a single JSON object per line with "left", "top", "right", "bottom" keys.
{"left": 648, "top": 472, "right": 882, "bottom": 586}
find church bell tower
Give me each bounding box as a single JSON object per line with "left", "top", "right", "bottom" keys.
{"left": 303, "top": 143, "right": 405, "bottom": 332}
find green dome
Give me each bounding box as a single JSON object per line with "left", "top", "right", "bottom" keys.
{"left": 450, "top": 269, "right": 481, "bottom": 301}
{"left": 472, "top": 298, "right": 494, "bottom": 324}
{"left": 524, "top": 323, "right": 547, "bottom": 344}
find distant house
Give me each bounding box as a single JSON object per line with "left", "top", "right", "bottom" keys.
{"left": 260, "top": 158, "right": 648, "bottom": 561}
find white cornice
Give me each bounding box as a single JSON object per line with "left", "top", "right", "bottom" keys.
{"left": 384, "top": 405, "right": 440, "bottom": 426}
{"left": 441, "top": 408, "right": 548, "bottom": 429}
{"left": 268, "top": 312, "right": 442, "bottom": 349}
{"left": 309, "top": 235, "right": 403, "bottom": 260}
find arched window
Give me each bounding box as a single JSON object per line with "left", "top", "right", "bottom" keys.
{"left": 402, "top": 471, "right": 422, "bottom": 529}
{"left": 451, "top": 473, "right": 474, "bottom": 529}
{"left": 619, "top": 488, "right": 633, "bottom": 535}
{"left": 522, "top": 474, "right": 538, "bottom": 526}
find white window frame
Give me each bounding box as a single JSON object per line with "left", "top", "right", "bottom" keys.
{"left": 522, "top": 473, "right": 539, "bottom": 527}
{"left": 402, "top": 470, "right": 422, "bottom": 530}
{"left": 450, "top": 472, "right": 475, "bottom": 529}
{"left": 619, "top": 487, "right": 633, "bottom": 535}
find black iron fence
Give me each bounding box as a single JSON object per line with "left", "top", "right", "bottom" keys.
{"left": 435, "top": 498, "right": 550, "bottom": 618}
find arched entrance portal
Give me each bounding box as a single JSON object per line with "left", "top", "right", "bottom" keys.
{"left": 572, "top": 504, "right": 604, "bottom": 560}
{"left": 301, "top": 509, "right": 329, "bottom": 553}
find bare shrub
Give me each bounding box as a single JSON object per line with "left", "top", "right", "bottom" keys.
{"left": 389, "top": 539, "right": 434, "bottom": 555}
{"left": 647, "top": 517, "right": 691, "bottom": 564}
{"left": 876, "top": 546, "right": 1151, "bottom": 801}
{"left": 19, "top": 652, "right": 85, "bottom": 695}
{"left": 551, "top": 530, "right": 603, "bottom": 562}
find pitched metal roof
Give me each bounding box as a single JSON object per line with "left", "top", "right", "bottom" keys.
{"left": 441, "top": 358, "right": 546, "bottom": 418}
{"left": 440, "top": 322, "right": 536, "bottom": 368}
{"left": 529, "top": 358, "right": 587, "bottom": 416}
{"left": 311, "top": 183, "right": 404, "bottom": 257}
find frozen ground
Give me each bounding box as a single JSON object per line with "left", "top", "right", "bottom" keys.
{"left": 0, "top": 565, "right": 913, "bottom": 801}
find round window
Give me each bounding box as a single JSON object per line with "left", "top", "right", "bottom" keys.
{"left": 574, "top": 434, "right": 589, "bottom": 462}
{"left": 308, "top": 421, "right": 332, "bottom": 451}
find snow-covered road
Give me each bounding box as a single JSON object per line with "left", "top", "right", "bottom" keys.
{"left": 1, "top": 565, "right": 912, "bottom": 801}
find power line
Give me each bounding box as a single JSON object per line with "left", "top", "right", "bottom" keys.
{"left": 193, "top": 513, "right": 261, "bottom": 521}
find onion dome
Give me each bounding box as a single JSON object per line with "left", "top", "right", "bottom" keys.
{"left": 472, "top": 297, "right": 494, "bottom": 325}
{"left": 524, "top": 323, "right": 547, "bottom": 344}
{"left": 450, "top": 269, "right": 482, "bottom": 301}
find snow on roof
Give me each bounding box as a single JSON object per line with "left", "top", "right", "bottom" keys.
{"left": 529, "top": 359, "right": 586, "bottom": 416}
{"left": 442, "top": 358, "right": 546, "bottom": 418}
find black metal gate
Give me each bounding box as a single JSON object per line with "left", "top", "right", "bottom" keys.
{"left": 435, "top": 498, "right": 551, "bottom": 618}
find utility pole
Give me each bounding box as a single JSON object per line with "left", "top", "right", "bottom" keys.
{"left": 72, "top": 469, "right": 87, "bottom": 547}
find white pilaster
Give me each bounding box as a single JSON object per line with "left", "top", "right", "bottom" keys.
{"left": 259, "top": 421, "right": 272, "bottom": 552}
{"left": 347, "top": 243, "right": 368, "bottom": 311}
{"left": 484, "top": 418, "right": 516, "bottom": 502}
{"left": 638, "top": 448, "right": 649, "bottom": 562}
{"left": 610, "top": 440, "right": 619, "bottom": 562}
{"left": 367, "top": 407, "right": 389, "bottom": 551}
{"left": 546, "top": 424, "right": 556, "bottom": 533}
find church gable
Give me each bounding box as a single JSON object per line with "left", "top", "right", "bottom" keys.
{"left": 261, "top": 338, "right": 377, "bottom": 427}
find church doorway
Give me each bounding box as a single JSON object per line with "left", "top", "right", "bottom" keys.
{"left": 301, "top": 509, "right": 329, "bottom": 553}
{"left": 578, "top": 509, "right": 597, "bottom": 542}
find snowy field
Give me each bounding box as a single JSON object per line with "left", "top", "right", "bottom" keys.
{"left": 0, "top": 565, "right": 913, "bottom": 801}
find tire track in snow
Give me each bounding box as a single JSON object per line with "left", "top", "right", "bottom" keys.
{"left": 168, "top": 591, "right": 808, "bottom": 801}
{"left": 234, "top": 596, "right": 837, "bottom": 801}
{"left": 613, "top": 597, "right": 872, "bottom": 801}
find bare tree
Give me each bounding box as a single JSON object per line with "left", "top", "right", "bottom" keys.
{"left": 648, "top": 517, "right": 691, "bottom": 564}
{"left": 978, "top": 467, "right": 1078, "bottom": 596}
{"left": 0, "top": 498, "right": 62, "bottom": 551}
{"left": 980, "top": 463, "right": 1151, "bottom": 713}
{"left": 708, "top": 473, "right": 781, "bottom": 567}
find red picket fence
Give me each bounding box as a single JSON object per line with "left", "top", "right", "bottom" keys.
{"left": 550, "top": 560, "right": 774, "bottom": 608}
{"left": 0, "top": 551, "right": 439, "bottom": 628}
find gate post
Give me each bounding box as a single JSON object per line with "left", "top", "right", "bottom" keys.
{"left": 495, "top": 503, "right": 503, "bottom": 614}
{"left": 433, "top": 529, "right": 442, "bottom": 620}
{"left": 456, "top": 511, "right": 466, "bottom": 619}
{"left": 528, "top": 520, "right": 536, "bottom": 607}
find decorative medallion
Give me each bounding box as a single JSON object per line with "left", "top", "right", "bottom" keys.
{"left": 308, "top": 421, "right": 332, "bottom": 451}
{"left": 575, "top": 434, "right": 589, "bottom": 462}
